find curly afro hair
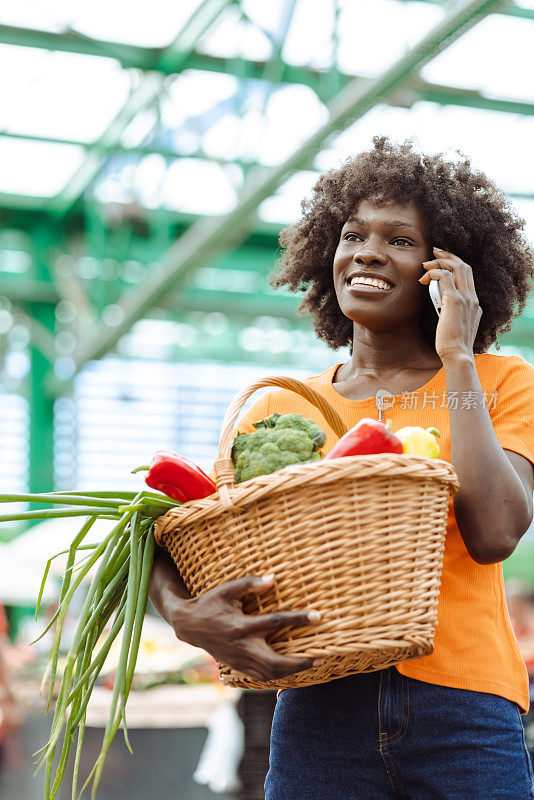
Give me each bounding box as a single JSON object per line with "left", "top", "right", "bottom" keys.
{"left": 270, "top": 136, "right": 534, "bottom": 355}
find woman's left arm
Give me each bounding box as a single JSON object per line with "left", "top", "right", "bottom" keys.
{"left": 442, "top": 355, "right": 532, "bottom": 564}
{"left": 420, "top": 247, "right": 534, "bottom": 565}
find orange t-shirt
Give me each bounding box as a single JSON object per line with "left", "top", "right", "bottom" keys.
{"left": 230, "top": 353, "right": 534, "bottom": 713}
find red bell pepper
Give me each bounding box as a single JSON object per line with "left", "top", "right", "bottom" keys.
{"left": 325, "top": 418, "right": 403, "bottom": 459}
{"left": 133, "top": 451, "right": 216, "bottom": 503}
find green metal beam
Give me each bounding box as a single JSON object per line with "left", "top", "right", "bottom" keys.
{"left": 0, "top": 192, "right": 51, "bottom": 212}
{"left": 180, "top": 51, "right": 338, "bottom": 95}
{"left": 0, "top": 2, "right": 530, "bottom": 70}
{"left": 184, "top": 57, "right": 534, "bottom": 116}
{"left": 156, "top": 0, "right": 237, "bottom": 74}
{"left": 0, "top": 41, "right": 529, "bottom": 123}
{"left": 505, "top": 4, "right": 534, "bottom": 19}
{"left": 409, "top": 78, "right": 534, "bottom": 117}
{"left": 0, "top": 203, "right": 284, "bottom": 242}
{"left": 1, "top": 277, "right": 300, "bottom": 319}
{"left": 0, "top": 274, "right": 61, "bottom": 305}
{"left": 28, "top": 311, "right": 55, "bottom": 495}
{"left": 408, "top": 0, "right": 534, "bottom": 21}
{"left": 28, "top": 229, "right": 56, "bottom": 500}
{"left": 0, "top": 76, "right": 530, "bottom": 227}
{"left": 1, "top": 74, "right": 533, "bottom": 163}
{"left": 0, "top": 183, "right": 529, "bottom": 250}
{"left": 0, "top": 278, "right": 60, "bottom": 303}
{"left": 49, "top": 0, "right": 234, "bottom": 216}
{"left": 52, "top": 262, "right": 98, "bottom": 331}
{"left": 0, "top": 24, "right": 157, "bottom": 67}
{"left": 20, "top": 312, "right": 57, "bottom": 362}
{"left": 0, "top": 131, "right": 270, "bottom": 174}
{"left": 43, "top": 0, "right": 508, "bottom": 396}
{"left": 165, "top": 289, "right": 300, "bottom": 320}
{"left": 504, "top": 192, "right": 534, "bottom": 201}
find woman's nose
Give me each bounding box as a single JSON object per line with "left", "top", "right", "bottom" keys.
{"left": 353, "top": 248, "right": 387, "bottom": 265}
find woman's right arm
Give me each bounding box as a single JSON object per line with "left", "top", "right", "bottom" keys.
{"left": 149, "top": 545, "right": 321, "bottom": 683}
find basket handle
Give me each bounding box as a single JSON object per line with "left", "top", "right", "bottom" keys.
{"left": 213, "top": 376, "right": 348, "bottom": 504}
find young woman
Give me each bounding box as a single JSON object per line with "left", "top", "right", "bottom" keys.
{"left": 149, "top": 137, "right": 534, "bottom": 799}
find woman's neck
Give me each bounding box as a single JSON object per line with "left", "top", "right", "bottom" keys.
{"left": 345, "top": 325, "right": 441, "bottom": 378}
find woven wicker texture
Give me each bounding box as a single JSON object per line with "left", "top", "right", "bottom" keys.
{"left": 154, "top": 376, "right": 459, "bottom": 690}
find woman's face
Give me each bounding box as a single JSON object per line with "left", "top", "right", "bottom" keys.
{"left": 332, "top": 198, "right": 432, "bottom": 329}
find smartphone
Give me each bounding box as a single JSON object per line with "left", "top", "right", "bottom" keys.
{"left": 429, "top": 277, "right": 443, "bottom": 316}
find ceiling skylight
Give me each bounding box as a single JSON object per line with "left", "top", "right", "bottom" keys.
{"left": 421, "top": 14, "right": 534, "bottom": 103}
{"left": 0, "top": 47, "right": 130, "bottom": 143}
{"left": 0, "top": 139, "right": 85, "bottom": 197}
{"left": 197, "top": 4, "right": 273, "bottom": 61}
{"left": 0, "top": 0, "right": 206, "bottom": 47}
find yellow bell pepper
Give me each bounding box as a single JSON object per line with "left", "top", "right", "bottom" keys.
{"left": 395, "top": 426, "right": 440, "bottom": 458}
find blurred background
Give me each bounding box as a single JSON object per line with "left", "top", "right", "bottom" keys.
{"left": 1, "top": 0, "right": 534, "bottom": 797}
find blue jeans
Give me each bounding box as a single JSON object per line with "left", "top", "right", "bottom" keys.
{"left": 265, "top": 667, "right": 534, "bottom": 799}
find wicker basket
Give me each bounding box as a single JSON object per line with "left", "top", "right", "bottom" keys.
{"left": 154, "top": 376, "right": 459, "bottom": 690}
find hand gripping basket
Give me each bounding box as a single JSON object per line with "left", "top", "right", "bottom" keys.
{"left": 153, "top": 376, "right": 459, "bottom": 690}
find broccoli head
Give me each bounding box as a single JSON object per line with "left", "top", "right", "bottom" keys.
{"left": 272, "top": 413, "right": 326, "bottom": 451}
{"left": 231, "top": 433, "right": 249, "bottom": 460}
{"left": 231, "top": 413, "right": 326, "bottom": 483}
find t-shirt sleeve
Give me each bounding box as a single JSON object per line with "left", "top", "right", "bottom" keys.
{"left": 491, "top": 355, "right": 534, "bottom": 466}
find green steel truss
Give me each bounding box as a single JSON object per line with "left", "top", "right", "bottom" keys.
{"left": 1, "top": 0, "right": 534, "bottom": 500}
{"left": 0, "top": 0, "right": 532, "bottom": 406}
{"left": 41, "top": 0, "right": 514, "bottom": 393}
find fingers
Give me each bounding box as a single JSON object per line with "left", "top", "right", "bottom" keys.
{"left": 422, "top": 257, "right": 467, "bottom": 293}
{"left": 256, "top": 640, "right": 320, "bottom": 677}
{"left": 421, "top": 263, "right": 481, "bottom": 305}
{"left": 424, "top": 247, "right": 478, "bottom": 295}
{"left": 419, "top": 267, "right": 456, "bottom": 291}
{"left": 245, "top": 608, "right": 322, "bottom": 634}
{"left": 236, "top": 639, "right": 319, "bottom": 682}
{"left": 217, "top": 573, "right": 275, "bottom": 601}
{"left": 442, "top": 248, "right": 477, "bottom": 295}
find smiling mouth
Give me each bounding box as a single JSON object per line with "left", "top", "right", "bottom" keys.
{"left": 346, "top": 276, "right": 394, "bottom": 292}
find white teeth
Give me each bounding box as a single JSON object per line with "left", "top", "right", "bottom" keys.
{"left": 349, "top": 276, "right": 391, "bottom": 290}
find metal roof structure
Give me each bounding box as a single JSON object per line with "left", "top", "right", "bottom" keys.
{"left": 1, "top": 0, "right": 534, "bottom": 498}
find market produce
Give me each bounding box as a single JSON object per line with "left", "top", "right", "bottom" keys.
{"left": 0, "top": 488, "right": 177, "bottom": 800}
{"left": 396, "top": 426, "right": 441, "bottom": 458}
{"left": 251, "top": 412, "right": 326, "bottom": 450}
{"left": 0, "top": 411, "right": 441, "bottom": 798}
{"left": 133, "top": 450, "right": 216, "bottom": 502}
{"left": 231, "top": 413, "right": 326, "bottom": 483}
{"left": 325, "top": 418, "right": 403, "bottom": 460}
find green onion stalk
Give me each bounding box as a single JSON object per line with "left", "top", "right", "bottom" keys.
{"left": 0, "top": 489, "right": 178, "bottom": 799}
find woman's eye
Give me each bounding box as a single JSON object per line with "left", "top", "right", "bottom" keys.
{"left": 392, "top": 237, "right": 412, "bottom": 246}
{"left": 344, "top": 233, "right": 362, "bottom": 242}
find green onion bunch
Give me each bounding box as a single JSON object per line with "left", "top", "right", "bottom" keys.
{"left": 0, "top": 489, "right": 177, "bottom": 799}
